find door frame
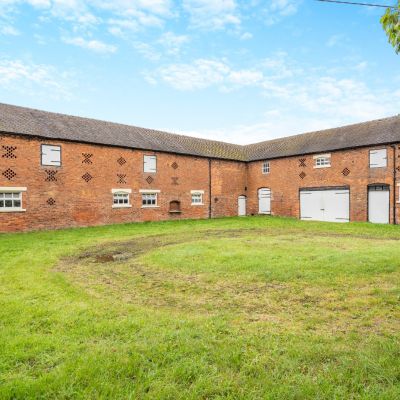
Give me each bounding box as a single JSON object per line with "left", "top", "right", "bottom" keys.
{"left": 367, "top": 183, "right": 390, "bottom": 224}
{"left": 299, "top": 186, "right": 350, "bottom": 221}
{"left": 238, "top": 195, "right": 247, "bottom": 216}
{"left": 257, "top": 187, "right": 271, "bottom": 215}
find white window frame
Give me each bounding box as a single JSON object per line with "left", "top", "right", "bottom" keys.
{"left": 41, "top": 144, "right": 61, "bottom": 167}
{"left": 369, "top": 148, "right": 387, "bottom": 168}
{"left": 111, "top": 189, "right": 132, "bottom": 209}
{"left": 397, "top": 183, "right": 400, "bottom": 204}
{"left": 262, "top": 161, "right": 270, "bottom": 174}
{"left": 0, "top": 187, "right": 26, "bottom": 212}
{"left": 143, "top": 155, "right": 157, "bottom": 173}
{"left": 313, "top": 154, "right": 331, "bottom": 168}
{"left": 191, "top": 190, "right": 204, "bottom": 205}
{"left": 140, "top": 189, "right": 160, "bottom": 208}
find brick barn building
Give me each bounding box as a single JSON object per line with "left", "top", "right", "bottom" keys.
{"left": 0, "top": 103, "right": 399, "bottom": 232}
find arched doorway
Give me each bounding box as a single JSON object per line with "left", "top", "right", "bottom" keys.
{"left": 238, "top": 195, "right": 246, "bottom": 216}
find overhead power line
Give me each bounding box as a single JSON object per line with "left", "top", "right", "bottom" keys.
{"left": 316, "top": 0, "right": 397, "bottom": 9}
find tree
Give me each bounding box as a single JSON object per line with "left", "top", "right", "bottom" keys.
{"left": 381, "top": 2, "right": 400, "bottom": 53}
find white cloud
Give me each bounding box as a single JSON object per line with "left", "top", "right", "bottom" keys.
{"left": 183, "top": 0, "right": 241, "bottom": 30}
{"left": 158, "top": 31, "right": 189, "bottom": 55}
{"left": 62, "top": 36, "right": 117, "bottom": 53}
{"left": 0, "top": 58, "right": 74, "bottom": 99}
{"left": 0, "top": 25, "right": 20, "bottom": 35}
{"left": 149, "top": 53, "right": 399, "bottom": 144}
{"left": 263, "top": 0, "right": 301, "bottom": 25}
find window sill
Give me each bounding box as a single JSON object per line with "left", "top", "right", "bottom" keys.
{"left": 112, "top": 205, "right": 132, "bottom": 209}
{"left": 141, "top": 205, "right": 160, "bottom": 209}
{"left": 191, "top": 203, "right": 204, "bottom": 206}
{"left": 0, "top": 208, "right": 26, "bottom": 213}
{"left": 313, "top": 165, "right": 331, "bottom": 169}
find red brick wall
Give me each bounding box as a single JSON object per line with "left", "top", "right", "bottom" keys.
{"left": 0, "top": 135, "right": 242, "bottom": 232}
{"left": 1, "top": 134, "right": 399, "bottom": 232}
{"left": 247, "top": 145, "right": 400, "bottom": 223}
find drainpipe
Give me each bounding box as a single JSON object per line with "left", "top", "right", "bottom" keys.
{"left": 208, "top": 158, "right": 212, "bottom": 219}
{"left": 391, "top": 144, "right": 397, "bottom": 225}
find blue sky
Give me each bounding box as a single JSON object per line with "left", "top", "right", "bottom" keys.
{"left": 0, "top": 0, "right": 398, "bottom": 144}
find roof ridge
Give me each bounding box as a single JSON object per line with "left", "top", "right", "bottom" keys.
{"left": 245, "top": 114, "right": 400, "bottom": 148}
{"left": 0, "top": 102, "right": 244, "bottom": 150}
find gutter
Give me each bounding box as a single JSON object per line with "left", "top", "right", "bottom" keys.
{"left": 208, "top": 158, "right": 212, "bottom": 219}
{"left": 391, "top": 144, "right": 397, "bottom": 225}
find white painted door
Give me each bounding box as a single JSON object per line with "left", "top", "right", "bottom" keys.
{"left": 238, "top": 196, "right": 246, "bottom": 216}
{"left": 368, "top": 186, "right": 389, "bottom": 224}
{"left": 258, "top": 188, "right": 271, "bottom": 214}
{"left": 300, "top": 188, "right": 349, "bottom": 223}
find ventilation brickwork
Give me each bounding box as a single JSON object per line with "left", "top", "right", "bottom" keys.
{"left": 82, "top": 172, "right": 93, "bottom": 182}
{"left": 45, "top": 170, "right": 58, "bottom": 182}
{"left": 299, "top": 158, "right": 306, "bottom": 167}
{"left": 2, "top": 146, "right": 17, "bottom": 159}
{"left": 47, "top": 198, "right": 56, "bottom": 206}
{"left": 172, "top": 161, "right": 178, "bottom": 169}
{"left": 299, "top": 172, "right": 306, "bottom": 179}
{"left": 117, "top": 174, "right": 127, "bottom": 184}
{"left": 117, "top": 157, "right": 126, "bottom": 166}
{"left": 146, "top": 176, "right": 154, "bottom": 184}
{"left": 82, "top": 153, "right": 93, "bottom": 164}
{"left": 342, "top": 168, "right": 350, "bottom": 176}
{"left": 2, "top": 168, "right": 16, "bottom": 180}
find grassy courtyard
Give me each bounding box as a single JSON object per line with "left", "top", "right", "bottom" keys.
{"left": 0, "top": 217, "right": 399, "bottom": 399}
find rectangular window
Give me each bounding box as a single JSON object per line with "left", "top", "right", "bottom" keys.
{"left": 370, "top": 149, "right": 387, "bottom": 168}
{"left": 191, "top": 191, "right": 204, "bottom": 205}
{"left": 314, "top": 154, "right": 331, "bottom": 168}
{"left": 144, "top": 155, "right": 157, "bottom": 173}
{"left": 0, "top": 187, "right": 26, "bottom": 212}
{"left": 112, "top": 189, "right": 131, "bottom": 208}
{"left": 41, "top": 144, "right": 61, "bottom": 166}
{"left": 142, "top": 193, "right": 157, "bottom": 207}
{"left": 262, "top": 161, "right": 270, "bottom": 174}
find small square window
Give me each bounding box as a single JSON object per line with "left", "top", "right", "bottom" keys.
{"left": 0, "top": 190, "right": 25, "bottom": 212}
{"left": 314, "top": 154, "right": 331, "bottom": 168}
{"left": 142, "top": 193, "right": 158, "bottom": 207}
{"left": 41, "top": 145, "right": 61, "bottom": 167}
{"left": 144, "top": 155, "right": 157, "bottom": 173}
{"left": 262, "top": 161, "right": 270, "bottom": 174}
{"left": 191, "top": 192, "right": 203, "bottom": 205}
{"left": 112, "top": 190, "right": 131, "bottom": 208}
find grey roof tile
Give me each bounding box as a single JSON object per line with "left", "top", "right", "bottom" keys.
{"left": 0, "top": 103, "right": 399, "bottom": 162}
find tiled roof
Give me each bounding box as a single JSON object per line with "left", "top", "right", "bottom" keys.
{"left": 245, "top": 115, "right": 400, "bottom": 161}
{"left": 1, "top": 103, "right": 399, "bottom": 161}
{"left": 0, "top": 103, "right": 245, "bottom": 161}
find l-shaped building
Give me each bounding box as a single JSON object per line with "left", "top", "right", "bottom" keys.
{"left": 0, "top": 103, "right": 399, "bottom": 232}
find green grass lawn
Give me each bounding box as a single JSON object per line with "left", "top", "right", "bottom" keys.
{"left": 1, "top": 217, "right": 399, "bottom": 399}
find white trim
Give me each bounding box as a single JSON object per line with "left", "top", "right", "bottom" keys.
{"left": 139, "top": 189, "right": 160, "bottom": 193}
{"left": 190, "top": 190, "right": 204, "bottom": 194}
{"left": 111, "top": 188, "right": 132, "bottom": 194}
{"left": 313, "top": 154, "right": 331, "bottom": 159}
{"left": 141, "top": 205, "right": 160, "bottom": 209}
{"left": 0, "top": 187, "right": 27, "bottom": 192}
{"left": 314, "top": 164, "right": 331, "bottom": 169}
{"left": 0, "top": 208, "right": 26, "bottom": 213}
{"left": 112, "top": 204, "right": 132, "bottom": 209}
{"left": 397, "top": 183, "right": 400, "bottom": 204}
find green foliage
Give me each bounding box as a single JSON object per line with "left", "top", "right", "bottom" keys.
{"left": 0, "top": 217, "right": 400, "bottom": 399}
{"left": 381, "top": 2, "right": 400, "bottom": 53}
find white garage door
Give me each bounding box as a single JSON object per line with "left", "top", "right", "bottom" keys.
{"left": 300, "top": 188, "right": 350, "bottom": 223}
